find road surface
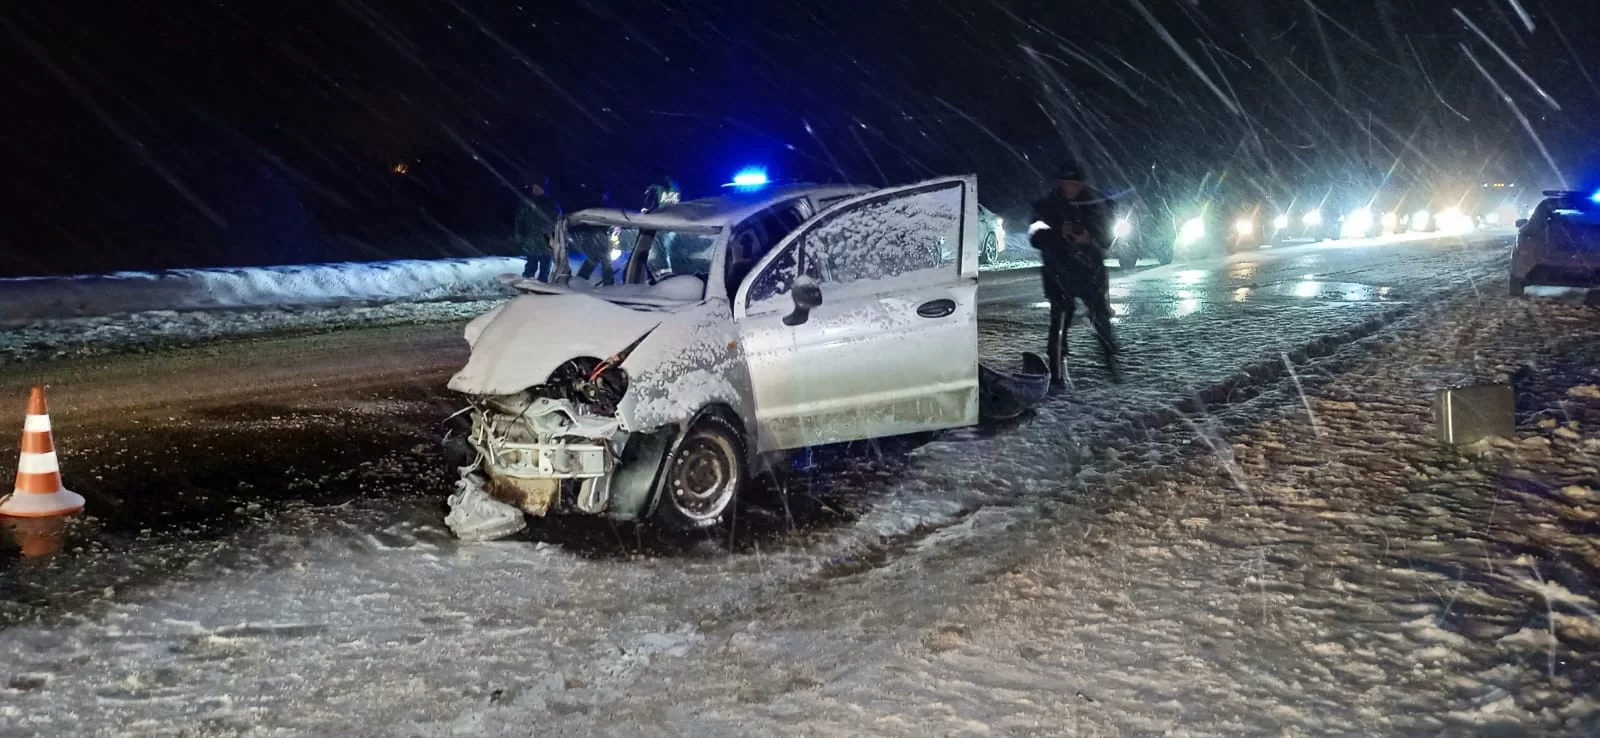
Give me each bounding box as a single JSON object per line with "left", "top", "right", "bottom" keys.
{"left": 8, "top": 230, "right": 1584, "bottom": 736}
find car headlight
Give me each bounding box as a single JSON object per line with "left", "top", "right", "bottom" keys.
{"left": 1113, "top": 218, "right": 1132, "bottom": 239}
{"left": 1303, "top": 209, "right": 1323, "bottom": 226}
{"left": 1177, "top": 217, "right": 1206, "bottom": 246}
{"left": 1438, "top": 207, "right": 1471, "bottom": 232}
{"left": 993, "top": 218, "right": 1006, "bottom": 251}
{"left": 1381, "top": 212, "right": 1399, "bottom": 231}
{"left": 1411, "top": 209, "right": 1431, "bottom": 229}
{"left": 1233, "top": 218, "right": 1255, "bottom": 237}
{"left": 1272, "top": 214, "right": 1290, "bottom": 230}
{"left": 1340, "top": 207, "right": 1373, "bottom": 238}
{"left": 1485, "top": 212, "right": 1500, "bottom": 225}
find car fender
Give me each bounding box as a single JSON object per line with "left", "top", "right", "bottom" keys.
{"left": 615, "top": 301, "right": 755, "bottom": 442}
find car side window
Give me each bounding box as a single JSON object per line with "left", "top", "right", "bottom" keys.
{"left": 746, "top": 240, "right": 821, "bottom": 309}
{"left": 732, "top": 202, "right": 812, "bottom": 303}
{"left": 745, "top": 182, "right": 962, "bottom": 312}
{"left": 805, "top": 182, "right": 961, "bottom": 285}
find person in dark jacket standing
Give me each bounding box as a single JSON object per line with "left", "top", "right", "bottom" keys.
{"left": 1029, "top": 161, "right": 1121, "bottom": 385}
{"left": 575, "top": 186, "right": 619, "bottom": 285}
{"left": 516, "top": 178, "right": 562, "bottom": 281}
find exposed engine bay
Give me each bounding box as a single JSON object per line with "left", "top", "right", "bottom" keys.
{"left": 450, "top": 357, "right": 634, "bottom": 535}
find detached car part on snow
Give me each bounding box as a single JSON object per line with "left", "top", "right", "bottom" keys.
{"left": 444, "top": 176, "right": 1050, "bottom": 541}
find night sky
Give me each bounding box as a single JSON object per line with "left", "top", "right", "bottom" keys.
{"left": 2, "top": 0, "right": 1594, "bottom": 277}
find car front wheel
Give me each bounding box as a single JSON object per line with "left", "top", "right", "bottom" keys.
{"left": 1509, "top": 278, "right": 1526, "bottom": 297}
{"left": 652, "top": 414, "right": 747, "bottom": 530}
{"left": 980, "top": 232, "right": 1000, "bottom": 265}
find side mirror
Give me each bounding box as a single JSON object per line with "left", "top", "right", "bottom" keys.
{"left": 1515, "top": 218, "right": 1529, "bottom": 228}
{"left": 783, "top": 278, "right": 823, "bottom": 326}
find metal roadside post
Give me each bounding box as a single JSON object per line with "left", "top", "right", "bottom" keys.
{"left": 1433, "top": 383, "right": 1516, "bottom": 446}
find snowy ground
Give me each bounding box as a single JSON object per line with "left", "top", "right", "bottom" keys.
{"left": 573, "top": 291, "right": 1600, "bottom": 737}
{"left": 4, "top": 232, "right": 1593, "bottom": 735}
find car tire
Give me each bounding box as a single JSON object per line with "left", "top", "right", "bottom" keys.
{"left": 980, "top": 232, "right": 1000, "bottom": 265}
{"left": 1156, "top": 246, "right": 1175, "bottom": 266}
{"left": 652, "top": 413, "right": 747, "bottom": 531}
{"left": 1118, "top": 254, "right": 1138, "bottom": 270}
{"left": 1509, "top": 278, "right": 1526, "bottom": 297}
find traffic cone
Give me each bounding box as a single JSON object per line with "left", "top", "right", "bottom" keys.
{"left": 0, "top": 386, "right": 84, "bottom": 518}
{"left": 2, "top": 515, "right": 68, "bottom": 558}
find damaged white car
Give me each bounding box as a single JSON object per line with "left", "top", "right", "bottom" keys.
{"left": 444, "top": 176, "right": 989, "bottom": 540}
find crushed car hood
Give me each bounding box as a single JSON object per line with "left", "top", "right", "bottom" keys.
{"left": 448, "top": 293, "right": 663, "bottom": 396}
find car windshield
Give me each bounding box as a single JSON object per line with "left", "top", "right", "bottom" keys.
{"left": 641, "top": 229, "right": 718, "bottom": 283}
{"left": 563, "top": 223, "right": 717, "bottom": 286}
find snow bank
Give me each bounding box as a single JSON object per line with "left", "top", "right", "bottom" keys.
{"left": 0, "top": 250, "right": 1039, "bottom": 327}
{"left": 0, "top": 257, "right": 524, "bottom": 324}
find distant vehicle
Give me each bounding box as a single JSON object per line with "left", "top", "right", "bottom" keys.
{"left": 1168, "top": 196, "right": 1269, "bottom": 262}
{"left": 978, "top": 205, "right": 1008, "bottom": 265}
{"left": 1272, "top": 203, "right": 1339, "bottom": 244}
{"left": 1108, "top": 202, "right": 1173, "bottom": 269}
{"left": 1509, "top": 189, "right": 1600, "bottom": 296}
{"left": 443, "top": 174, "right": 1043, "bottom": 540}
{"left": 1475, "top": 181, "right": 1532, "bottom": 228}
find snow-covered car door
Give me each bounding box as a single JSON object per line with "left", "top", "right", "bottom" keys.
{"left": 733, "top": 175, "right": 980, "bottom": 452}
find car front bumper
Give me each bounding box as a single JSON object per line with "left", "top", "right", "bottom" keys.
{"left": 464, "top": 398, "right": 626, "bottom": 516}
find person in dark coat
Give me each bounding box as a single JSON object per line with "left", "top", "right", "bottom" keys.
{"left": 1029, "top": 161, "right": 1121, "bottom": 385}
{"left": 575, "top": 186, "right": 618, "bottom": 285}
{"left": 516, "top": 178, "right": 562, "bottom": 281}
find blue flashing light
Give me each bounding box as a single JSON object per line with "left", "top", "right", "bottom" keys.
{"left": 729, "top": 168, "right": 770, "bottom": 188}
{"left": 1591, "top": 190, "right": 1600, "bottom": 204}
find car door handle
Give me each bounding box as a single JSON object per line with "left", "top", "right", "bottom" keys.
{"left": 916, "top": 299, "right": 956, "bottom": 319}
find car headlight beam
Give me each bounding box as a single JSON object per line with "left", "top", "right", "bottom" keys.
{"left": 1340, "top": 207, "right": 1374, "bottom": 238}
{"left": 1177, "top": 217, "right": 1206, "bottom": 246}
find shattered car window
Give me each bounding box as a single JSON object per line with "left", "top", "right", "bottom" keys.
{"left": 807, "top": 183, "right": 961, "bottom": 285}
{"left": 565, "top": 224, "right": 637, "bottom": 281}
{"left": 643, "top": 230, "right": 718, "bottom": 282}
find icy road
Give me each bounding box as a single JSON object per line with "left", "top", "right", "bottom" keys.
{"left": 4, "top": 231, "right": 1600, "bottom": 736}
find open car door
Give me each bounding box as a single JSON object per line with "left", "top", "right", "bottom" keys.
{"left": 733, "top": 175, "right": 981, "bottom": 451}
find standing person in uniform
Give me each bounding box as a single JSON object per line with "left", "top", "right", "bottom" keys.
{"left": 641, "top": 169, "right": 681, "bottom": 212}
{"left": 516, "top": 177, "right": 562, "bottom": 281}
{"left": 1029, "top": 161, "right": 1121, "bottom": 385}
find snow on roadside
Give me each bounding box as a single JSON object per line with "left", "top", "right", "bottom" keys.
{"left": 0, "top": 257, "right": 1052, "bottom": 368}
{"left": 0, "top": 257, "right": 524, "bottom": 324}
{"left": 567, "top": 289, "right": 1600, "bottom": 736}
{"left": 0, "top": 297, "right": 508, "bottom": 366}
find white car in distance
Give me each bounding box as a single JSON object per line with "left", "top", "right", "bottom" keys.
{"left": 445, "top": 177, "right": 984, "bottom": 539}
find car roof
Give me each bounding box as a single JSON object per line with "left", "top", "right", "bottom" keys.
{"left": 567, "top": 183, "right": 875, "bottom": 230}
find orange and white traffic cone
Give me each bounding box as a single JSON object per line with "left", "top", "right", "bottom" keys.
{"left": 2, "top": 515, "right": 69, "bottom": 558}
{"left": 0, "top": 386, "right": 84, "bottom": 518}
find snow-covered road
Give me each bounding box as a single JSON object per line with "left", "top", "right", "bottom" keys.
{"left": 6, "top": 229, "right": 1592, "bottom": 736}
